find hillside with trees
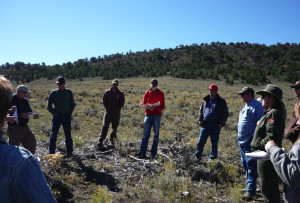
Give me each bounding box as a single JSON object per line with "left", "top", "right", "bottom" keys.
{"left": 1, "top": 42, "right": 300, "bottom": 85}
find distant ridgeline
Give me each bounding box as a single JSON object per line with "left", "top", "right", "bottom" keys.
{"left": 1, "top": 42, "right": 300, "bottom": 85}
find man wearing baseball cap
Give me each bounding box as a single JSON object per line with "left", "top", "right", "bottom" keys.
{"left": 237, "top": 87, "right": 264, "bottom": 201}
{"left": 0, "top": 76, "right": 56, "bottom": 202}
{"left": 137, "top": 79, "right": 165, "bottom": 159}
{"left": 96, "top": 79, "right": 125, "bottom": 150}
{"left": 47, "top": 76, "right": 75, "bottom": 157}
{"left": 195, "top": 84, "right": 229, "bottom": 161}
{"left": 282, "top": 80, "right": 300, "bottom": 150}
{"left": 7, "top": 85, "right": 40, "bottom": 154}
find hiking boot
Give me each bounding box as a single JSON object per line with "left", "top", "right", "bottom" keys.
{"left": 241, "top": 193, "right": 255, "bottom": 201}
{"left": 96, "top": 142, "right": 104, "bottom": 151}
{"left": 135, "top": 152, "right": 148, "bottom": 159}
{"left": 66, "top": 152, "right": 73, "bottom": 158}
{"left": 150, "top": 154, "right": 157, "bottom": 161}
{"left": 193, "top": 156, "right": 202, "bottom": 164}
{"left": 110, "top": 139, "right": 115, "bottom": 146}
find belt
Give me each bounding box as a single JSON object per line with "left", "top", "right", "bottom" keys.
{"left": 58, "top": 112, "right": 69, "bottom": 115}
{"left": 203, "top": 121, "right": 218, "bottom": 125}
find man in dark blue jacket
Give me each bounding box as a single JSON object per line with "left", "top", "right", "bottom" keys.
{"left": 195, "top": 84, "right": 229, "bottom": 161}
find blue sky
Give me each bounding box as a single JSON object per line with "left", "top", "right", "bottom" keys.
{"left": 1, "top": 0, "right": 299, "bottom": 66}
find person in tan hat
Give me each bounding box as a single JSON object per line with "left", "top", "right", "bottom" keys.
{"left": 250, "top": 84, "right": 286, "bottom": 203}
{"left": 237, "top": 87, "right": 264, "bottom": 201}
{"left": 264, "top": 80, "right": 300, "bottom": 203}
{"left": 7, "top": 85, "right": 40, "bottom": 154}
{"left": 96, "top": 79, "right": 125, "bottom": 150}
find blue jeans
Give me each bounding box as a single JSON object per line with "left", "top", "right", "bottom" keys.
{"left": 195, "top": 123, "right": 220, "bottom": 160}
{"left": 139, "top": 115, "right": 161, "bottom": 157}
{"left": 239, "top": 140, "right": 257, "bottom": 195}
{"left": 49, "top": 114, "right": 73, "bottom": 154}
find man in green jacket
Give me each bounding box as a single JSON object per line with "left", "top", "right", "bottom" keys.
{"left": 47, "top": 76, "right": 75, "bottom": 156}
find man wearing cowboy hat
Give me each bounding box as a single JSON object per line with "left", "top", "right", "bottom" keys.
{"left": 251, "top": 84, "right": 286, "bottom": 203}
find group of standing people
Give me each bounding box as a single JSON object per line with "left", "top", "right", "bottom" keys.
{"left": 1, "top": 73, "right": 300, "bottom": 202}
{"left": 237, "top": 82, "right": 300, "bottom": 202}
{"left": 96, "top": 78, "right": 165, "bottom": 160}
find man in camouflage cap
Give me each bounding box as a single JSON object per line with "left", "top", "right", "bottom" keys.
{"left": 237, "top": 87, "right": 264, "bottom": 201}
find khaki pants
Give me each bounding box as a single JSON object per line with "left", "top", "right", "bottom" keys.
{"left": 7, "top": 124, "right": 36, "bottom": 154}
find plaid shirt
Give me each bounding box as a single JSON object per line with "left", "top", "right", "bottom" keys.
{"left": 238, "top": 99, "right": 264, "bottom": 146}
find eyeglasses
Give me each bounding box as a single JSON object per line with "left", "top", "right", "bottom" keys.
{"left": 241, "top": 93, "right": 248, "bottom": 97}
{"left": 295, "top": 86, "right": 300, "bottom": 90}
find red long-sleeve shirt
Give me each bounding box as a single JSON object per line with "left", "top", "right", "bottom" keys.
{"left": 142, "top": 89, "right": 165, "bottom": 116}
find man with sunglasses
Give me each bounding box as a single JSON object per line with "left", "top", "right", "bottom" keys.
{"left": 96, "top": 79, "right": 125, "bottom": 150}
{"left": 47, "top": 76, "right": 75, "bottom": 156}
{"left": 237, "top": 87, "right": 264, "bottom": 201}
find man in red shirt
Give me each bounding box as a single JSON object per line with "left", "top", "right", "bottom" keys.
{"left": 138, "top": 79, "right": 165, "bottom": 159}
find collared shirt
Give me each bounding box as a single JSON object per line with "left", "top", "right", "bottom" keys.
{"left": 0, "top": 133, "right": 56, "bottom": 202}
{"left": 103, "top": 88, "right": 125, "bottom": 113}
{"left": 203, "top": 97, "right": 218, "bottom": 123}
{"left": 251, "top": 107, "right": 285, "bottom": 151}
{"left": 238, "top": 99, "right": 264, "bottom": 145}
{"left": 9, "top": 94, "right": 32, "bottom": 126}
{"left": 47, "top": 88, "right": 75, "bottom": 115}
{"left": 143, "top": 88, "right": 165, "bottom": 116}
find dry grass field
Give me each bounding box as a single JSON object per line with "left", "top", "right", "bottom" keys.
{"left": 2, "top": 76, "right": 297, "bottom": 202}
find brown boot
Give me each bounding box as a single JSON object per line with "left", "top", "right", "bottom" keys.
{"left": 241, "top": 193, "right": 255, "bottom": 201}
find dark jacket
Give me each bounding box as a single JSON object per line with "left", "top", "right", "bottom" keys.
{"left": 103, "top": 88, "right": 125, "bottom": 113}
{"left": 251, "top": 108, "right": 285, "bottom": 151}
{"left": 47, "top": 88, "right": 75, "bottom": 115}
{"left": 9, "top": 94, "right": 32, "bottom": 127}
{"left": 198, "top": 94, "right": 229, "bottom": 126}
{"left": 284, "top": 113, "right": 300, "bottom": 143}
